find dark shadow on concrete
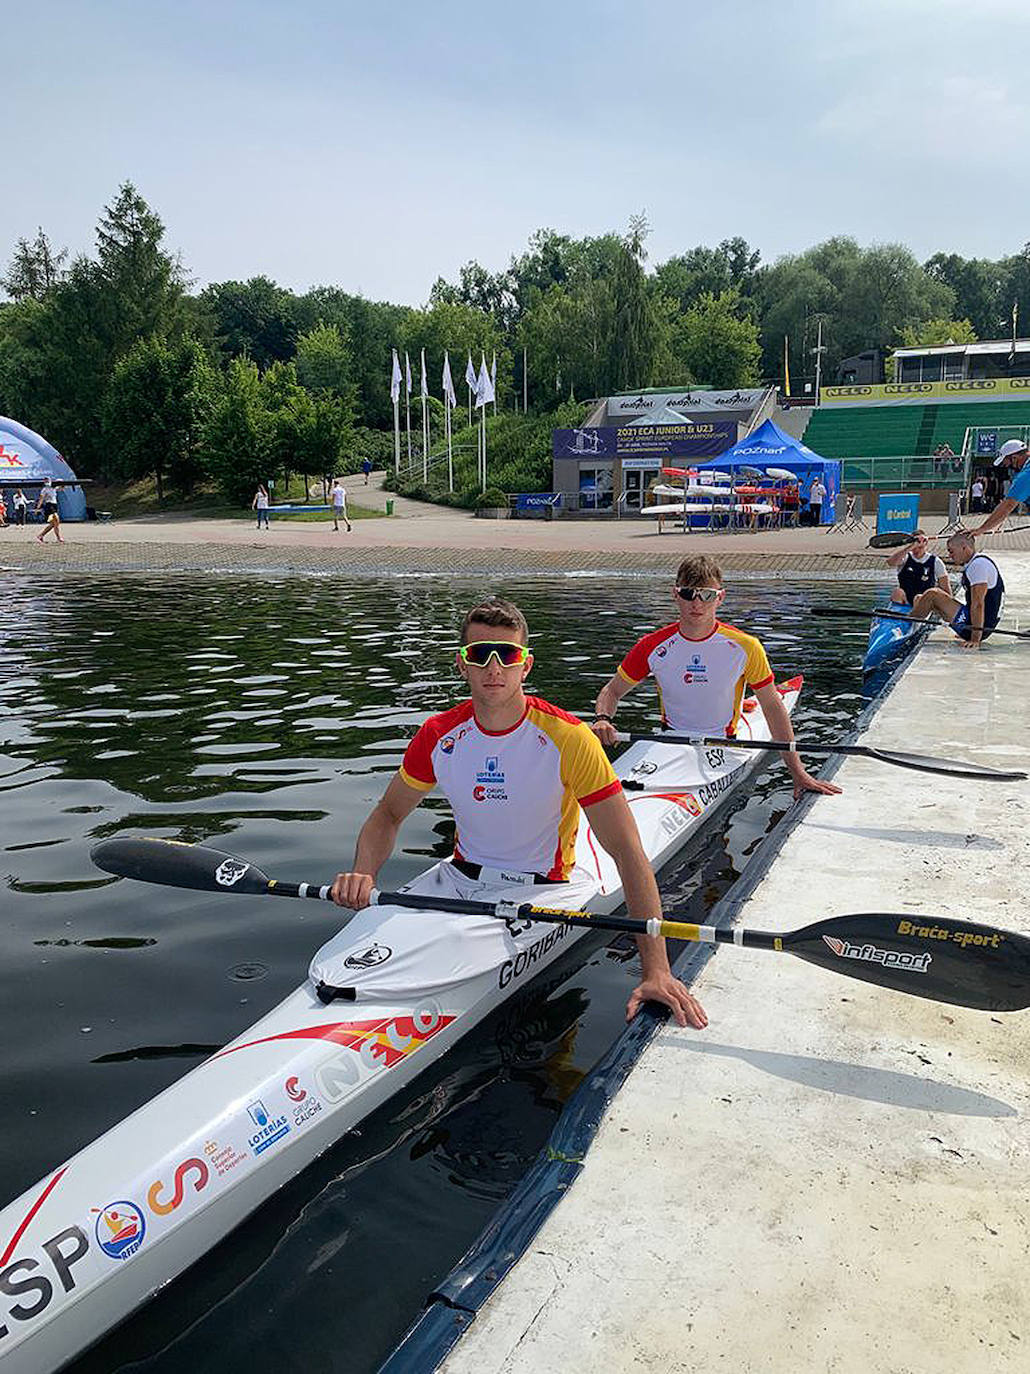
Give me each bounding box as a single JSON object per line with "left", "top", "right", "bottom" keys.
{"left": 655, "top": 1037, "right": 1017, "bottom": 1117}
{"left": 804, "top": 822, "right": 1003, "bottom": 851}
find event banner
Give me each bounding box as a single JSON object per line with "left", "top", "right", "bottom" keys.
{"left": 821, "top": 377, "right": 1030, "bottom": 406}
{"left": 606, "top": 389, "right": 767, "bottom": 416}
{"left": 553, "top": 422, "right": 736, "bottom": 460}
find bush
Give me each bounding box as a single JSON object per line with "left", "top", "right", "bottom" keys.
{"left": 476, "top": 488, "right": 509, "bottom": 510}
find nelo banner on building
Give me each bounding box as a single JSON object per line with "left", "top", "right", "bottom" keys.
{"left": 821, "top": 378, "right": 1030, "bottom": 407}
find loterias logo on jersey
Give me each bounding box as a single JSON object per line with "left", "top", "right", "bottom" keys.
{"left": 683, "top": 652, "right": 708, "bottom": 685}
{"left": 473, "top": 754, "right": 508, "bottom": 801}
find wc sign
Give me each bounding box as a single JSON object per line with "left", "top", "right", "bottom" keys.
{"left": 876, "top": 492, "right": 919, "bottom": 535}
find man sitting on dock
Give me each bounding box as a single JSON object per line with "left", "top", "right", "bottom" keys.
{"left": 909, "top": 532, "right": 1005, "bottom": 650}
{"left": 884, "top": 530, "right": 951, "bottom": 606}
{"left": 590, "top": 555, "right": 842, "bottom": 799}
{"left": 330, "top": 596, "right": 707, "bottom": 1029}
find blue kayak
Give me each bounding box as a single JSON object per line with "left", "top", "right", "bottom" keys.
{"left": 862, "top": 605, "right": 927, "bottom": 674}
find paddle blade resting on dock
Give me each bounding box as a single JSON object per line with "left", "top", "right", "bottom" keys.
{"left": 780, "top": 913, "right": 1030, "bottom": 1012}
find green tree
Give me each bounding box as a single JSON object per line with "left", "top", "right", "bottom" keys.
{"left": 95, "top": 182, "right": 186, "bottom": 358}
{"left": 923, "top": 254, "right": 1004, "bottom": 339}
{"left": 898, "top": 318, "right": 978, "bottom": 348}
{"left": 295, "top": 322, "right": 352, "bottom": 397}
{"left": 1, "top": 228, "right": 68, "bottom": 302}
{"left": 610, "top": 216, "right": 654, "bottom": 392}
{"left": 203, "top": 357, "right": 269, "bottom": 503}
{"left": 198, "top": 276, "right": 299, "bottom": 369}
{"left": 104, "top": 335, "right": 213, "bottom": 500}
{"left": 677, "top": 290, "right": 761, "bottom": 388}
{"left": 652, "top": 237, "right": 760, "bottom": 313}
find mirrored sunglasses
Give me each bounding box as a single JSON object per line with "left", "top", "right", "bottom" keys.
{"left": 458, "top": 641, "right": 531, "bottom": 667}
{"left": 676, "top": 586, "right": 720, "bottom": 603}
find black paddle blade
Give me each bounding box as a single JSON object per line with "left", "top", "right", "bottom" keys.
{"left": 783, "top": 913, "right": 1030, "bottom": 1012}
{"left": 90, "top": 838, "right": 272, "bottom": 896}
{"left": 868, "top": 532, "right": 917, "bottom": 549}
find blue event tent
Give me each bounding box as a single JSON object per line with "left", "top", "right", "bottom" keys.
{"left": 692, "top": 418, "right": 840, "bottom": 523}
{"left": 0, "top": 416, "right": 87, "bottom": 520}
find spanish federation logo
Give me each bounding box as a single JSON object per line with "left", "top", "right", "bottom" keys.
{"left": 343, "top": 943, "right": 392, "bottom": 969}
{"left": 821, "top": 935, "right": 932, "bottom": 974}
{"left": 94, "top": 1200, "right": 146, "bottom": 1260}
{"left": 215, "top": 858, "right": 249, "bottom": 887}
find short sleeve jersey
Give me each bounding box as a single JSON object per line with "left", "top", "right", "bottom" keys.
{"left": 1007, "top": 464, "right": 1030, "bottom": 504}
{"left": 618, "top": 622, "right": 774, "bottom": 736}
{"left": 399, "top": 696, "right": 620, "bottom": 880}
{"left": 962, "top": 554, "right": 1005, "bottom": 628}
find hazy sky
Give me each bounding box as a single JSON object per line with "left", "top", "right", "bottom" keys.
{"left": 5, "top": 0, "right": 1029, "bottom": 304}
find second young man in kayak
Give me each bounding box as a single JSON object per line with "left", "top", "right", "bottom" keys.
{"left": 590, "top": 555, "right": 842, "bottom": 799}
{"left": 331, "top": 596, "right": 707, "bottom": 1029}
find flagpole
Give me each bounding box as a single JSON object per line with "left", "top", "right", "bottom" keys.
{"left": 421, "top": 394, "right": 428, "bottom": 482}
{"left": 393, "top": 398, "right": 400, "bottom": 474}
{"left": 406, "top": 395, "right": 411, "bottom": 469}
{"left": 523, "top": 347, "right": 528, "bottom": 413}
{"left": 446, "top": 397, "right": 453, "bottom": 492}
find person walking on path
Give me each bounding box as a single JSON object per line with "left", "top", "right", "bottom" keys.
{"left": 252, "top": 484, "right": 270, "bottom": 530}
{"left": 970, "top": 438, "right": 1030, "bottom": 535}
{"left": 35, "top": 480, "right": 63, "bottom": 543}
{"left": 909, "top": 532, "right": 1004, "bottom": 650}
{"left": 330, "top": 595, "right": 707, "bottom": 1030}
{"left": 590, "top": 554, "right": 842, "bottom": 800}
{"left": 0, "top": 493, "right": 7, "bottom": 527}
{"left": 330, "top": 479, "right": 352, "bottom": 532}
{"left": 361, "top": 457, "right": 372, "bottom": 485}
{"left": 12, "top": 488, "right": 28, "bottom": 526}
{"left": 884, "top": 530, "right": 950, "bottom": 606}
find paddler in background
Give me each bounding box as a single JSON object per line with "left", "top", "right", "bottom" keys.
{"left": 590, "top": 554, "right": 842, "bottom": 800}
{"left": 330, "top": 596, "right": 707, "bottom": 1029}
{"left": 883, "top": 530, "right": 951, "bottom": 606}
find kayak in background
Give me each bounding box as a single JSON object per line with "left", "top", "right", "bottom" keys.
{"left": 862, "top": 603, "right": 929, "bottom": 674}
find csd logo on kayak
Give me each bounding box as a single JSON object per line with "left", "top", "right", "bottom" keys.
{"left": 93, "top": 1201, "right": 146, "bottom": 1261}
{"left": 215, "top": 859, "right": 249, "bottom": 887}
{"left": 147, "top": 1158, "right": 209, "bottom": 1217}
{"left": 343, "top": 943, "right": 392, "bottom": 969}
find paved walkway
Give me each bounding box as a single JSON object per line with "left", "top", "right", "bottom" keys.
{"left": 440, "top": 556, "right": 1030, "bottom": 1374}
{"left": 3, "top": 474, "right": 1029, "bottom": 577}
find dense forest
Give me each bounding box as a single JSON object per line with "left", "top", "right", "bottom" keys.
{"left": 2, "top": 184, "right": 1029, "bottom": 504}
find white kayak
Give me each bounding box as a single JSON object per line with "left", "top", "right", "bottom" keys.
{"left": 642, "top": 501, "right": 774, "bottom": 518}
{"left": 0, "top": 680, "right": 801, "bottom": 1372}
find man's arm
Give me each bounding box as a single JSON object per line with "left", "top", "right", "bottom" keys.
{"left": 330, "top": 773, "right": 425, "bottom": 908}
{"left": 884, "top": 540, "right": 915, "bottom": 569}
{"left": 592, "top": 671, "right": 635, "bottom": 745}
{"left": 753, "top": 682, "right": 843, "bottom": 799}
{"left": 972, "top": 498, "right": 1018, "bottom": 537}
{"left": 961, "top": 581, "right": 988, "bottom": 650}
{"left": 583, "top": 791, "right": 707, "bottom": 1029}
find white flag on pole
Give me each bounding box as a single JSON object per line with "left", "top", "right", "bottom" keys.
{"left": 476, "top": 353, "right": 495, "bottom": 408}
{"left": 420, "top": 348, "right": 429, "bottom": 400}
{"left": 390, "top": 349, "right": 402, "bottom": 404}
{"left": 405, "top": 352, "right": 412, "bottom": 396}
{"left": 442, "top": 351, "right": 457, "bottom": 408}
{"left": 465, "top": 353, "right": 477, "bottom": 392}
{"left": 490, "top": 351, "right": 497, "bottom": 392}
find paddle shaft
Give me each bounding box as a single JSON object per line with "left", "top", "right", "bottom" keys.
{"left": 612, "top": 730, "right": 1025, "bottom": 780}
{"left": 812, "top": 605, "right": 1030, "bottom": 640}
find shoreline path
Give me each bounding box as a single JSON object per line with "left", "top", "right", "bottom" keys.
{"left": 3, "top": 473, "right": 1029, "bottom": 577}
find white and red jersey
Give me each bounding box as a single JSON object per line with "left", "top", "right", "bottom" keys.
{"left": 618, "top": 621, "right": 774, "bottom": 736}
{"left": 399, "top": 696, "right": 620, "bottom": 880}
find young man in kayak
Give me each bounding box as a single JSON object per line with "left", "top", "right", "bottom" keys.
{"left": 330, "top": 597, "right": 707, "bottom": 1029}
{"left": 909, "top": 532, "right": 1004, "bottom": 650}
{"left": 884, "top": 530, "right": 951, "bottom": 606}
{"left": 590, "top": 555, "right": 842, "bottom": 799}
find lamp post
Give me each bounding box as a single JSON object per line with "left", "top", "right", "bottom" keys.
{"left": 811, "top": 315, "right": 828, "bottom": 406}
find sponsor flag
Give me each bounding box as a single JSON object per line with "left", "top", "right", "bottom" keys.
{"left": 405, "top": 352, "right": 412, "bottom": 396}
{"left": 390, "top": 349, "right": 402, "bottom": 404}
{"left": 420, "top": 348, "right": 428, "bottom": 400}
{"left": 1009, "top": 301, "right": 1019, "bottom": 367}
{"left": 465, "top": 353, "right": 477, "bottom": 391}
{"left": 442, "top": 351, "right": 457, "bottom": 408}
{"left": 491, "top": 351, "right": 497, "bottom": 392}
{"left": 783, "top": 335, "right": 791, "bottom": 397}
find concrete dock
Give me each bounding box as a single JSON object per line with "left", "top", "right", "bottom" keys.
{"left": 437, "top": 555, "right": 1030, "bottom": 1373}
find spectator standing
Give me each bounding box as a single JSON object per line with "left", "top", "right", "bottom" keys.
{"left": 12, "top": 488, "right": 27, "bottom": 526}
{"left": 808, "top": 476, "right": 827, "bottom": 526}
{"left": 971, "top": 476, "right": 985, "bottom": 512}
{"left": 252, "top": 484, "right": 270, "bottom": 530}
{"left": 331, "top": 479, "right": 352, "bottom": 532}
